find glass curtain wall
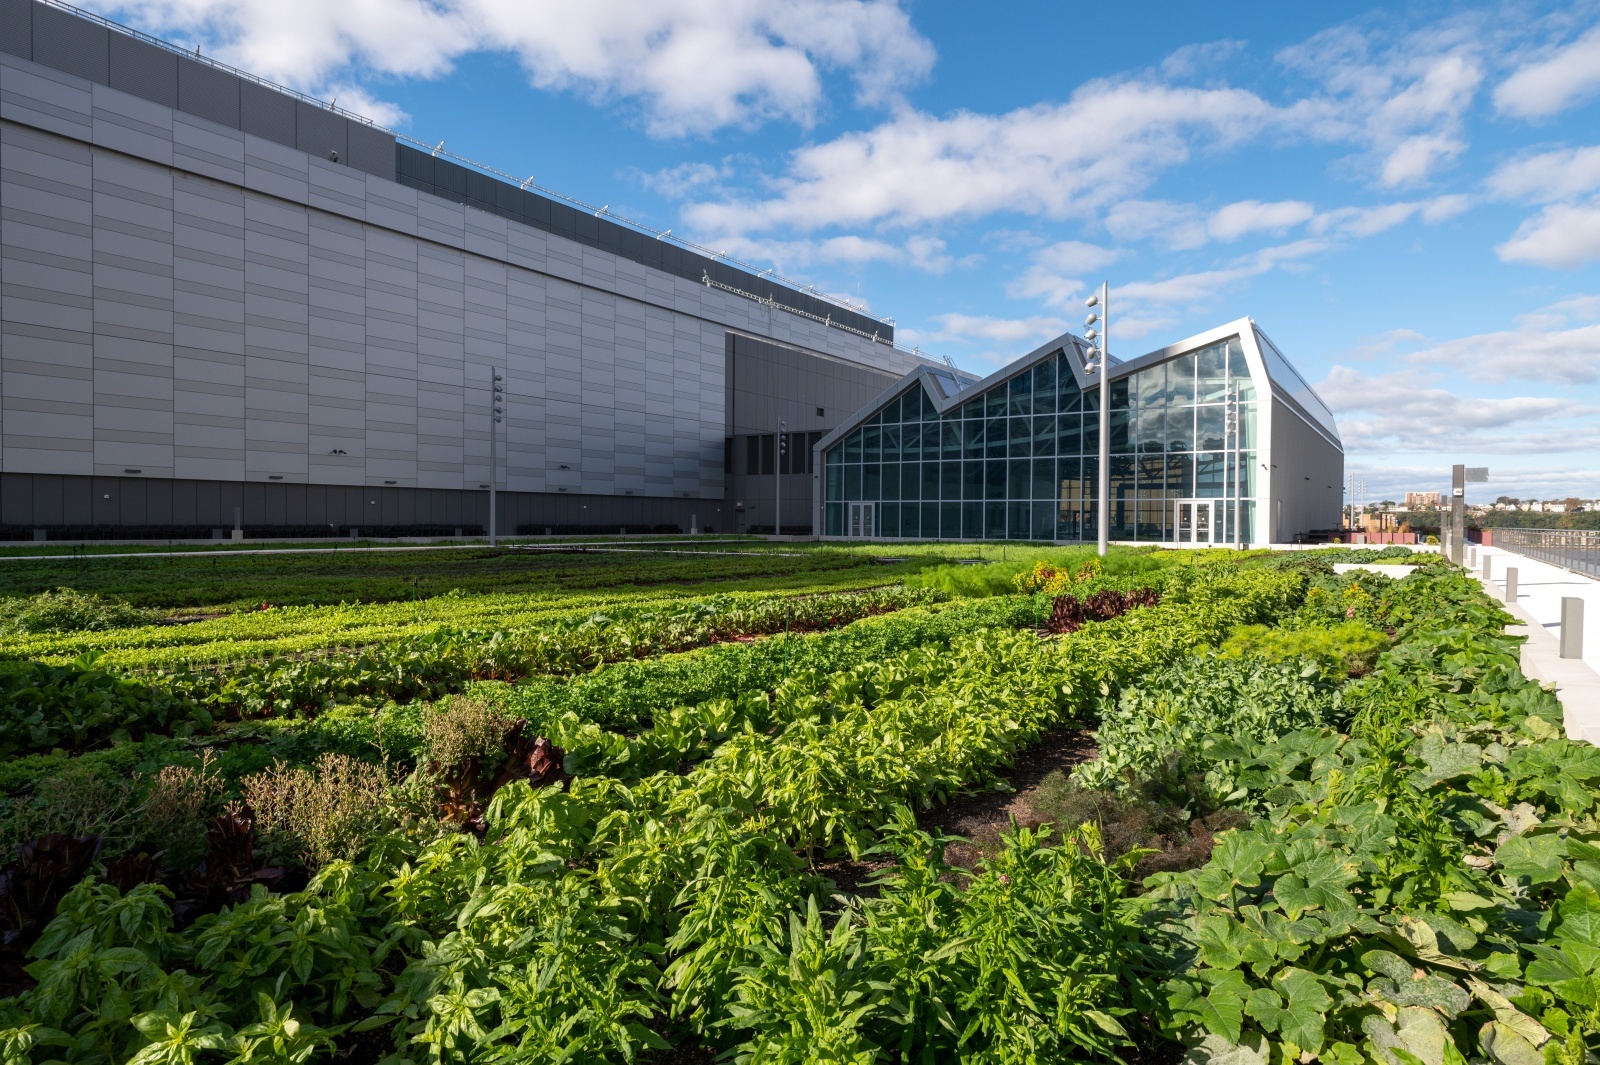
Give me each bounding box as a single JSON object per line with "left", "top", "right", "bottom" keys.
{"left": 823, "top": 338, "right": 1257, "bottom": 541}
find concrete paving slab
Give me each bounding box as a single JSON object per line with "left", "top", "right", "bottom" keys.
{"left": 1475, "top": 546, "right": 1600, "bottom": 672}
{"left": 1472, "top": 548, "right": 1600, "bottom": 744}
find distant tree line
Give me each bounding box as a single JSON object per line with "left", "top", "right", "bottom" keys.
{"left": 1386, "top": 508, "right": 1600, "bottom": 534}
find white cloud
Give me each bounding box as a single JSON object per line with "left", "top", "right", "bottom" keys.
{"left": 635, "top": 161, "right": 737, "bottom": 199}
{"left": 1317, "top": 365, "right": 1593, "bottom": 453}
{"left": 1330, "top": 328, "right": 1429, "bottom": 362}
{"left": 1341, "top": 462, "right": 1600, "bottom": 501}
{"left": 1008, "top": 237, "right": 1335, "bottom": 342}
{"left": 1497, "top": 203, "right": 1600, "bottom": 269}
{"left": 897, "top": 313, "right": 1074, "bottom": 372}
{"left": 106, "top": 0, "right": 934, "bottom": 136}
{"left": 1487, "top": 146, "right": 1600, "bottom": 203}
{"left": 1277, "top": 23, "right": 1483, "bottom": 187}
{"left": 1106, "top": 194, "right": 1458, "bottom": 254}
{"left": 1106, "top": 198, "right": 1314, "bottom": 250}
{"left": 713, "top": 232, "right": 962, "bottom": 274}
{"left": 1118, "top": 239, "right": 1327, "bottom": 306}
{"left": 1524, "top": 294, "right": 1600, "bottom": 327}
{"left": 682, "top": 80, "right": 1280, "bottom": 234}
{"left": 918, "top": 313, "right": 1071, "bottom": 346}
{"left": 313, "top": 84, "right": 408, "bottom": 129}
{"left": 1406, "top": 313, "right": 1600, "bottom": 386}
{"left": 1308, "top": 194, "right": 1468, "bottom": 238}
{"left": 1006, "top": 241, "right": 1120, "bottom": 309}
{"left": 1160, "top": 40, "right": 1248, "bottom": 81}
{"left": 1323, "top": 300, "right": 1600, "bottom": 478}
{"left": 1207, "top": 199, "right": 1315, "bottom": 241}
{"left": 1494, "top": 24, "right": 1600, "bottom": 120}
{"left": 1486, "top": 146, "right": 1600, "bottom": 269}
{"left": 1104, "top": 200, "right": 1208, "bottom": 250}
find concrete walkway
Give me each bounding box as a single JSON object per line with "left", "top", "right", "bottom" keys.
{"left": 1468, "top": 545, "right": 1600, "bottom": 743}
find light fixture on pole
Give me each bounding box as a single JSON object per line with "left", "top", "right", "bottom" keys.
{"left": 489, "top": 368, "right": 504, "bottom": 547}
{"left": 1084, "top": 282, "right": 1110, "bottom": 557}
{"left": 775, "top": 418, "right": 787, "bottom": 539}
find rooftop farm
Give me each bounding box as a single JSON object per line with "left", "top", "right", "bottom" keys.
{"left": 0, "top": 539, "right": 1588, "bottom": 1065}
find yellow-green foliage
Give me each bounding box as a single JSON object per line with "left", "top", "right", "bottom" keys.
{"left": 1013, "top": 556, "right": 1103, "bottom": 594}
{"left": 906, "top": 545, "right": 1177, "bottom": 598}
{"left": 1219, "top": 619, "right": 1388, "bottom": 680}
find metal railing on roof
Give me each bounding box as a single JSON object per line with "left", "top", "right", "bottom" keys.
{"left": 33, "top": 0, "right": 895, "bottom": 334}
{"left": 389, "top": 138, "right": 896, "bottom": 340}
{"left": 699, "top": 272, "right": 945, "bottom": 362}
{"left": 34, "top": 0, "right": 386, "bottom": 126}
{"left": 1495, "top": 528, "right": 1600, "bottom": 580}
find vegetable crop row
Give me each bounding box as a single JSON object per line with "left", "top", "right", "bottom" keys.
{"left": 2, "top": 589, "right": 717, "bottom": 666}
{"left": 1152, "top": 568, "right": 1597, "bottom": 1065}
{"left": 160, "top": 586, "right": 935, "bottom": 719}
{"left": 0, "top": 588, "right": 932, "bottom": 759}
{"left": 0, "top": 565, "right": 1301, "bottom": 1064}
{"left": 0, "top": 594, "right": 1048, "bottom": 811}
{"left": 0, "top": 544, "right": 916, "bottom": 609}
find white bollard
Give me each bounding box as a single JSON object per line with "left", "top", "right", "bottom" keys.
{"left": 1562, "top": 597, "right": 1585, "bottom": 660}
{"left": 1505, "top": 567, "right": 1518, "bottom": 603}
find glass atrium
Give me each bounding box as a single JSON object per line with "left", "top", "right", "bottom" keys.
{"left": 821, "top": 335, "right": 1260, "bottom": 543}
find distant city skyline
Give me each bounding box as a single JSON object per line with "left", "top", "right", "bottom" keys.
{"left": 93, "top": 0, "right": 1600, "bottom": 500}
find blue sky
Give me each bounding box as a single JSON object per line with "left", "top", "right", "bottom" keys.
{"left": 99, "top": 0, "right": 1600, "bottom": 502}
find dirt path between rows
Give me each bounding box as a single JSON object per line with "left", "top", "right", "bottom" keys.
{"left": 917, "top": 726, "right": 1100, "bottom": 869}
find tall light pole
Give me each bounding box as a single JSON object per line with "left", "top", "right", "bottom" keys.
{"left": 489, "top": 368, "right": 503, "bottom": 547}
{"left": 1084, "top": 282, "right": 1109, "bottom": 557}
{"left": 775, "top": 418, "right": 786, "bottom": 538}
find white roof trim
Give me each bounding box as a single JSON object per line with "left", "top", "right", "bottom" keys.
{"left": 813, "top": 316, "right": 1340, "bottom": 456}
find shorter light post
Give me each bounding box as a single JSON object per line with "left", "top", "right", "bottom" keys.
{"left": 775, "top": 418, "right": 786, "bottom": 537}
{"left": 489, "top": 368, "right": 504, "bottom": 547}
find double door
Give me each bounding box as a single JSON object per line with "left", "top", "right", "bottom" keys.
{"left": 1175, "top": 499, "right": 1214, "bottom": 545}
{"left": 848, "top": 501, "right": 876, "bottom": 538}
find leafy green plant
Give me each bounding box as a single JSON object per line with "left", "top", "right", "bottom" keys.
{"left": 1220, "top": 620, "right": 1387, "bottom": 680}
{"left": 0, "top": 588, "right": 160, "bottom": 635}
{"left": 1076, "top": 654, "right": 1341, "bottom": 805}
{"left": 0, "top": 654, "right": 209, "bottom": 756}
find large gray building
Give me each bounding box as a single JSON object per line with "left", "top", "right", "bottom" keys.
{"left": 0, "top": 0, "right": 936, "bottom": 538}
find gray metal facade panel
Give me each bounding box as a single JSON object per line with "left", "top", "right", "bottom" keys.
{"left": 0, "top": 0, "right": 32, "bottom": 58}
{"left": 107, "top": 33, "right": 176, "bottom": 109}
{"left": 31, "top": 4, "right": 106, "bottom": 85}
{"left": 239, "top": 79, "right": 294, "bottom": 148}
{"left": 176, "top": 56, "right": 240, "bottom": 128}
{"left": 0, "top": 48, "right": 912, "bottom": 519}
{"left": 1267, "top": 391, "right": 1343, "bottom": 542}
{"left": 294, "top": 100, "right": 346, "bottom": 162}
{"left": 345, "top": 122, "right": 394, "bottom": 180}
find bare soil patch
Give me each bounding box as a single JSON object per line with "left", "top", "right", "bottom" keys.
{"left": 918, "top": 726, "right": 1100, "bottom": 869}
{"left": 819, "top": 726, "right": 1250, "bottom": 899}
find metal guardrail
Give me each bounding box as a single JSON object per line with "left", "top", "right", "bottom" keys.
{"left": 1494, "top": 528, "right": 1600, "bottom": 579}
{"left": 701, "top": 272, "right": 899, "bottom": 348}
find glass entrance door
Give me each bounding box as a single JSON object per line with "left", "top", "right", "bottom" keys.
{"left": 848, "top": 502, "right": 876, "bottom": 538}
{"left": 1174, "top": 500, "right": 1213, "bottom": 545}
